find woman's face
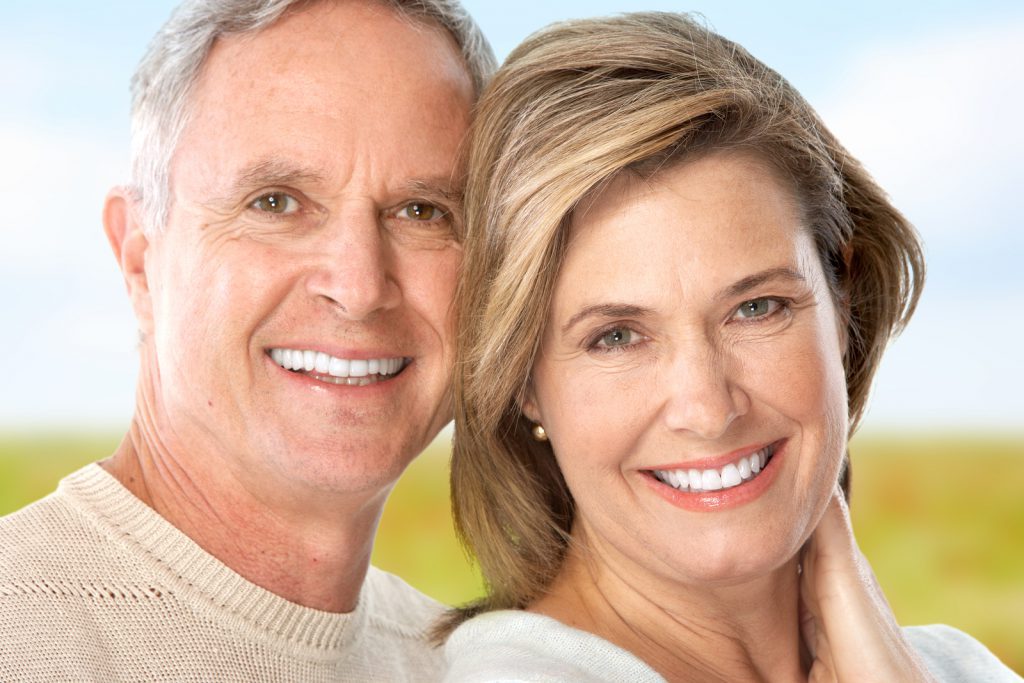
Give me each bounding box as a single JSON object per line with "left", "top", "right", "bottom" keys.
{"left": 523, "top": 151, "right": 848, "bottom": 585}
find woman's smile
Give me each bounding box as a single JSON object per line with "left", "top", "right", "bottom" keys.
{"left": 643, "top": 439, "right": 786, "bottom": 512}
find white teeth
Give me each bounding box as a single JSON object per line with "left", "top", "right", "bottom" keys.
{"left": 349, "top": 360, "right": 368, "bottom": 377}
{"left": 653, "top": 445, "right": 775, "bottom": 494}
{"left": 737, "top": 456, "right": 752, "bottom": 480}
{"left": 329, "top": 357, "right": 350, "bottom": 377}
{"left": 269, "top": 348, "right": 405, "bottom": 381}
{"left": 314, "top": 352, "right": 330, "bottom": 374}
{"left": 701, "top": 469, "right": 723, "bottom": 491}
{"left": 721, "top": 463, "right": 741, "bottom": 488}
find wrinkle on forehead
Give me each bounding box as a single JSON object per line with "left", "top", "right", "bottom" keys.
{"left": 169, "top": 0, "right": 473, "bottom": 205}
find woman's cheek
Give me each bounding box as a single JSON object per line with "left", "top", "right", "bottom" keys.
{"left": 544, "top": 358, "right": 658, "bottom": 463}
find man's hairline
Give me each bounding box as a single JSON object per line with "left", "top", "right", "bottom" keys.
{"left": 137, "top": 0, "right": 480, "bottom": 235}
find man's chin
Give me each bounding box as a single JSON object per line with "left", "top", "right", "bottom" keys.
{"left": 252, "top": 431, "right": 430, "bottom": 498}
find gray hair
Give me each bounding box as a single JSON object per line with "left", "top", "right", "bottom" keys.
{"left": 128, "top": 0, "right": 496, "bottom": 232}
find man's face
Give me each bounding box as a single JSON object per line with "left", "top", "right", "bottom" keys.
{"left": 136, "top": 1, "right": 473, "bottom": 501}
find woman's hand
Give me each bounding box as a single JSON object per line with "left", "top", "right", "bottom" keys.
{"left": 799, "top": 486, "right": 936, "bottom": 683}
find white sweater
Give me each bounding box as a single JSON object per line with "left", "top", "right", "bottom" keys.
{"left": 0, "top": 463, "right": 446, "bottom": 682}
{"left": 444, "top": 610, "right": 1021, "bottom": 682}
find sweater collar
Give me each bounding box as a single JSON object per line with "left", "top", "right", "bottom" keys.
{"left": 60, "top": 463, "right": 370, "bottom": 659}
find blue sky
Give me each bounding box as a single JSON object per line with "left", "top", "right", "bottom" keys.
{"left": 2, "top": 1, "right": 1022, "bottom": 431}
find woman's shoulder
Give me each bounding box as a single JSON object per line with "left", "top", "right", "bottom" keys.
{"left": 903, "top": 624, "right": 1021, "bottom": 682}
{"left": 443, "top": 610, "right": 665, "bottom": 682}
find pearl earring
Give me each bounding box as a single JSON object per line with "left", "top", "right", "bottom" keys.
{"left": 531, "top": 424, "right": 548, "bottom": 442}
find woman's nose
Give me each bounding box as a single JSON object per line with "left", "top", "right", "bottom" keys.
{"left": 661, "top": 340, "right": 749, "bottom": 439}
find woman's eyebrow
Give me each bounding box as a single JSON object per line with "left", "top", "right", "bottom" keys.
{"left": 560, "top": 268, "right": 806, "bottom": 334}
{"left": 717, "top": 266, "right": 806, "bottom": 301}
{"left": 561, "top": 304, "right": 652, "bottom": 335}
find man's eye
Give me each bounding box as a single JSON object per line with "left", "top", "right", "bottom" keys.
{"left": 397, "top": 202, "right": 445, "bottom": 221}
{"left": 734, "top": 297, "right": 780, "bottom": 320}
{"left": 251, "top": 192, "right": 299, "bottom": 215}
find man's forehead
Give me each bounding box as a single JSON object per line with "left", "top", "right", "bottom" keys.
{"left": 181, "top": 1, "right": 473, "bottom": 138}
{"left": 198, "top": 1, "right": 472, "bottom": 95}
{"left": 169, "top": 0, "right": 473, "bottom": 206}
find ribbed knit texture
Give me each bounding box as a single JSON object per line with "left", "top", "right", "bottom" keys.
{"left": 0, "top": 464, "right": 446, "bottom": 682}
{"left": 444, "top": 611, "right": 1022, "bottom": 682}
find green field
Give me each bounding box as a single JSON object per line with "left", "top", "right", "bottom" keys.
{"left": 1, "top": 431, "right": 1021, "bottom": 673}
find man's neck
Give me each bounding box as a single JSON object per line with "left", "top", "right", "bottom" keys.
{"left": 101, "top": 418, "right": 388, "bottom": 613}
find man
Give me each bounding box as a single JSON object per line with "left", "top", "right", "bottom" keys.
{"left": 0, "top": 0, "right": 493, "bottom": 680}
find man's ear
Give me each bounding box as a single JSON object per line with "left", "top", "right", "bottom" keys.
{"left": 103, "top": 188, "right": 154, "bottom": 335}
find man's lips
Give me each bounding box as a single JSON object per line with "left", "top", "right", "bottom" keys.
{"left": 268, "top": 347, "right": 410, "bottom": 387}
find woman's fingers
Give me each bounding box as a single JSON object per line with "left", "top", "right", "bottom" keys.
{"left": 799, "top": 486, "right": 936, "bottom": 682}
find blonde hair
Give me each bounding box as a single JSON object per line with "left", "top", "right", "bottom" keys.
{"left": 444, "top": 11, "right": 923, "bottom": 633}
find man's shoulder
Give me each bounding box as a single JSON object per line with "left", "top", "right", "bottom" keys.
{"left": 362, "top": 565, "right": 446, "bottom": 639}
{"left": 350, "top": 567, "right": 448, "bottom": 679}
{"left": 0, "top": 463, "right": 151, "bottom": 597}
{"left": 0, "top": 474, "right": 97, "bottom": 576}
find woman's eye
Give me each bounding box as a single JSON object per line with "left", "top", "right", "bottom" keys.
{"left": 397, "top": 202, "right": 445, "bottom": 221}
{"left": 251, "top": 192, "right": 299, "bottom": 215}
{"left": 734, "top": 297, "right": 780, "bottom": 320}
{"left": 596, "top": 327, "right": 637, "bottom": 348}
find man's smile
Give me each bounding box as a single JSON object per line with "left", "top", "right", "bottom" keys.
{"left": 268, "top": 347, "right": 410, "bottom": 386}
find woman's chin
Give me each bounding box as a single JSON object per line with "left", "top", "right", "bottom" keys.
{"left": 636, "top": 532, "right": 804, "bottom": 592}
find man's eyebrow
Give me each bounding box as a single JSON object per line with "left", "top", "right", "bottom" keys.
{"left": 209, "top": 162, "right": 463, "bottom": 207}
{"left": 210, "top": 158, "right": 327, "bottom": 205}
{"left": 400, "top": 178, "right": 463, "bottom": 205}
{"left": 717, "top": 266, "right": 807, "bottom": 301}
{"left": 561, "top": 304, "right": 652, "bottom": 335}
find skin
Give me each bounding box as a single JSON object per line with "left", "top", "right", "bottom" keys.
{"left": 101, "top": 1, "right": 473, "bottom": 612}
{"left": 523, "top": 152, "right": 932, "bottom": 681}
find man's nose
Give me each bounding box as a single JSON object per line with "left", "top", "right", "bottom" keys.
{"left": 661, "top": 340, "right": 749, "bottom": 440}
{"left": 305, "top": 209, "right": 401, "bottom": 320}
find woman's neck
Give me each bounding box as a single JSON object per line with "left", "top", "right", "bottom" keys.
{"left": 529, "top": 541, "right": 808, "bottom": 683}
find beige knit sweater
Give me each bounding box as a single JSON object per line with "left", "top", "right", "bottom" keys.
{"left": 0, "top": 464, "right": 446, "bottom": 682}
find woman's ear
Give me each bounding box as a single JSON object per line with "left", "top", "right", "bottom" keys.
{"left": 520, "top": 382, "right": 542, "bottom": 424}
{"left": 104, "top": 188, "right": 154, "bottom": 336}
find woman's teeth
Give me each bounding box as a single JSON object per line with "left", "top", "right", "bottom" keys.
{"left": 652, "top": 444, "right": 775, "bottom": 493}
{"left": 269, "top": 348, "right": 406, "bottom": 386}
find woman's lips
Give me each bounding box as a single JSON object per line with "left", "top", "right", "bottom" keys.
{"left": 643, "top": 440, "right": 786, "bottom": 512}
{"left": 650, "top": 442, "right": 777, "bottom": 493}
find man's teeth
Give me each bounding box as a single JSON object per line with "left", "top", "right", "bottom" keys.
{"left": 269, "top": 348, "right": 405, "bottom": 381}
{"left": 653, "top": 445, "right": 774, "bottom": 493}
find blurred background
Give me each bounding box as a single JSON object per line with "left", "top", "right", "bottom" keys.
{"left": 1, "top": 0, "right": 1021, "bottom": 672}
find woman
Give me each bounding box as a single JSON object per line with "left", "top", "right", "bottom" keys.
{"left": 440, "top": 12, "right": 1019, "bottom": 683}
